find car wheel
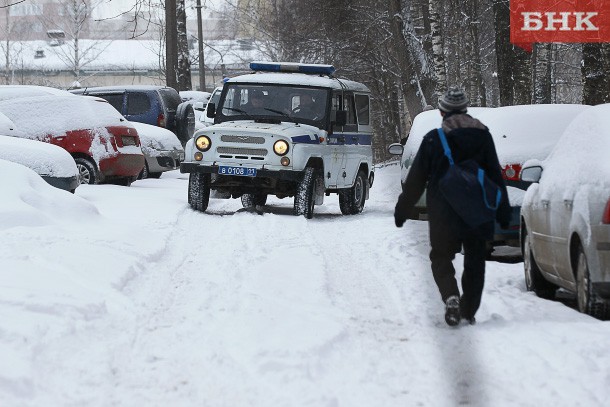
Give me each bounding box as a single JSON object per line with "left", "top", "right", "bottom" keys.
{"left": 575, "top": 245, "right": 605, "bottom": 318}
{"left": 523, "top": 229, "right": 556, "bottom": 299}
{"left": 139, "top": 162, "right": 150, "bottom": 179}
{"left": 294, "top": 167, "right": 320, "bottom": 219}
{"left": 241, "top": 192, "right": 268, "bottom": 208}
{"left": 176, "top": 102, "right": 196, "bottom": 145}
{"left": 339, "top": 170, "right": 367, "bottom": 215}
{"left": 74, "top": 157, "right": 98, "bottom": 185}
{"left": 188, "top": 172, "right": 210, "bottom": 212}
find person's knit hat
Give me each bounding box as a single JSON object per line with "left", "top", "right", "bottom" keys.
{"left": 438, "top": 86, "right": 469, "bottom": 113}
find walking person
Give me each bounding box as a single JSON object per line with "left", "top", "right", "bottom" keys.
{"left": 394, "top": 87, "right": 511, "bottom": 326}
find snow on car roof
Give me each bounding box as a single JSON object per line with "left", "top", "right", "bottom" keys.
{"left": 0, "top": 95, "right": 133, "bottom": 140}
{"left": 405, "top": 105, "right": 589, "bottom": 165}
{"left": 0, "top": 135, "right": 78, "bottom": 177}
{"left": 0, "top": 85, "right": 74, "bottom": 101}
{"left": 228, "top": 72, "right": 370, "bottom": 92}
{"left": 538, "top": 103, "right": 610, "bottom": 195}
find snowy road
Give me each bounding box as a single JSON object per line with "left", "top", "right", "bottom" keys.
{"left": 1, "top": 163, "right": 609, "bottom": 406}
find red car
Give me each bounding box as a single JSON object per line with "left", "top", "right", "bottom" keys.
{"left": 0, "top": 94, "right": 144, "bottom": 186}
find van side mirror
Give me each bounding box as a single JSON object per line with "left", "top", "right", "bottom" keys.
{"left": 335, "top": 110, "right": 347, "bottom": 127}
{"left": 206, "top": 103, "right": 216, "bottom": 118}
{"left": 520, "top": 166, "right": 543, "bottom": 183}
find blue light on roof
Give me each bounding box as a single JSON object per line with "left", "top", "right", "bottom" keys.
{"left": 250, "top": 61, "right": 335, "bottom": 76}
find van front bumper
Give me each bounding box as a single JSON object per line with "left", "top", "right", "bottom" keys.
{"left": 180, "top": 162, "right": 303, "bottom": 182}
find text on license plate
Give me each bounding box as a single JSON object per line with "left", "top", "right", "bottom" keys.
{"left": 218, "top": 165, "right": 257, "bottom": 177}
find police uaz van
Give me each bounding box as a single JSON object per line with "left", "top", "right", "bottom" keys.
{"left": 180, "top": 61, "right": 375, "bottom": 218}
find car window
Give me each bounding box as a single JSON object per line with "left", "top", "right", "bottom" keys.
{"left": 126, "top": 92, "right": 151, "bottom": 115}
{"left": 96, "top": 93, "right": 124, "bottom": 112}
{"left": 158, "top": 88, "right": 182, "bottom": 111}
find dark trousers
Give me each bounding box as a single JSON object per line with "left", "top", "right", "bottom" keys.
{"left": 429, "top": 235, "right": 487, "bottom": 319}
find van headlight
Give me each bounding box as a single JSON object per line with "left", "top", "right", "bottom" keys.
{"left": 273, "top": 140, "right": 289, "bottom": 156}
{"left": 196, "top": 135, "right": 211, "bottom": 152}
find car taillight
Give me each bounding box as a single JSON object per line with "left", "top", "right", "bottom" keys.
{"left": 502, "top": 164, "right": 522, "bottom": 181}
{"left": 158, "top": 113, "right": 166, "bottom": 128}
{"left": 603, "top": 198, "right": 610, "bottom": 224}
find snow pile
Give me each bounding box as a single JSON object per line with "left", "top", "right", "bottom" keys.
{"left": 0, "top": 160, "right": 98, "bottom": 230}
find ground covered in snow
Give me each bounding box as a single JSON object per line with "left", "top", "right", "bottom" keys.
{"left": 1, "top": 162, "right": 608, "bottom": 406}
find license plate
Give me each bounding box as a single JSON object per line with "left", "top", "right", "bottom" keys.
{"left": 218, "top": 165, "right": 257, "bottom": 177}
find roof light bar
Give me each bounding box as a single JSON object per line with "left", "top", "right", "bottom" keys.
{"left": 250, "top": 61, "right": 335, "bottom": 76}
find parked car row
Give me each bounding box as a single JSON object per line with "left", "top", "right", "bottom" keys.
{"left": 389, "top": 103, "right": 610, "bottom": 319}
{"left": 0, "top": 85, "right": 185, "bottom": 190}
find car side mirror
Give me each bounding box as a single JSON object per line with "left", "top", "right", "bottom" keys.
{"left": 206, "top": 103, "right": 216, "bottom": 118}
{"left": 387, "top": 143, "right": 404, "bottom": 156}
{"left": 520, "top": 166, "right": 543, "bottom": 183}
{"left": 334, "top": 110, "right": 347, "bottom": 127}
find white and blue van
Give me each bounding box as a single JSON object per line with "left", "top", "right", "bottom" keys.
{"left": 181, "top": 62, "right": 375, "bottom": 218}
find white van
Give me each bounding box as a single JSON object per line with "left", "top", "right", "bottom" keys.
{"left": 181, "top": 62, "right": 375, "bottom": 218}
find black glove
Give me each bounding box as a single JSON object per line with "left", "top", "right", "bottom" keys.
{"left": 395, "top": 214, "right": 405, "bottom": 228}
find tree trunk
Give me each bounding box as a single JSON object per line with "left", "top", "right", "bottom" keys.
{"left": 532, "top": 44, "right": 552, "bottom": 104}
{"left": 582, "top": 43, "right": 610, "bottom": 105}
{"left": 428, "top": 0, "right": 446, "bottom": 106}
{"left": 176, "top": 0, "right": 192, "bottom": 91}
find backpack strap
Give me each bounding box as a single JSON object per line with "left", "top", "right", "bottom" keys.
{"left": 477, "top": 168, "right": 502, "bottom": 210}
{"left": 437, "top": 127, "right": 455, "bottom": 166}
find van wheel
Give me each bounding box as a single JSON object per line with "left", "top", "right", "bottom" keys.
{"left": 241, "top": 193, "right": 267, "bottom": 208}
{"left": 523, "top": 229, "right": 556, "bottom": 299}
{"left": 176, "top": 102, "right": 195, "bottom": 145}
{"left": 75, "top": 157, "right": 98, "bottom": 185}
{"left": 576, "top": 245, "right": 605, "bottom": 318}
{"left": 294, "top": 167, "right": 319, "bottom": 219}
{"left": 339, "top": 170, "right": 367, "bottom": 215}
{"left": 188, "top": 173, "right": 210, "bottom": 212}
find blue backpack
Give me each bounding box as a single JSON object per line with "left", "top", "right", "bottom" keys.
{"left": 437, "top": 127, "right": 502, "bottom": 228}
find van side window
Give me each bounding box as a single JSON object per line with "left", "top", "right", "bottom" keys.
{"left": 332, "top": 92, "right": 358, "bottom": 131}
{"left": 101, "top": 94, "right": 125, "bottom": 113}
{"left": 127, "top": 93, "right": 150, "bottom": 115}
{"left": 355, "top": 94, "right": 370, "bottom": 125}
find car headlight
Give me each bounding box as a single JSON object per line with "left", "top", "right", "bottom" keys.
{"left": 195, "top": 135, "right": 211, "bottom": 152}
{"left": 273, "top": 140, "right": 289, "bottom": 156}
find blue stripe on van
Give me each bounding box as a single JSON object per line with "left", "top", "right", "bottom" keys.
{"left": 291, "top": 135, "right": 320, "bottom": 144}
{"left": 327, "top": 133, "right": 372, "bottom": 146}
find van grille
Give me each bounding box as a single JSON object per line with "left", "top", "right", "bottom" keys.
{"left": 217, "top": 147, "right": 268, "bottom": 156}
{"left": 221, "top": 135, "right": 265, "bottom": 144}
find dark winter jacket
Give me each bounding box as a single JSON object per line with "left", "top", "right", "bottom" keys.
{"left": 394, "top": 112, "right": 512, "bottom": 240}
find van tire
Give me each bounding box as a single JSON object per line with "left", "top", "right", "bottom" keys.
{"left": 75, "top": 157, "right": 98, "bottom": 185}
{"left": 294, "top": 167, "right": 319, "bottom": 219}
{"left": 188, "top": 173, "right": 210, "bottom": 212}
{"left": 176, "top": 102, "right": 195, "bottom": 145}
{"left": 339, "top": 170, "right": 367, "bottom": 215}
{"left": 241, "top": 193, "right": 267, "bottom": 208}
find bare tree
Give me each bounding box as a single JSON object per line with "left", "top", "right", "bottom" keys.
{"left": 582, "top": 43, "right": 610, "bottom": 105}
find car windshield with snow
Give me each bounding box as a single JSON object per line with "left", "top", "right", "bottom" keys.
{"left": 181, "top": 62, "right": 375, "bottom": 218}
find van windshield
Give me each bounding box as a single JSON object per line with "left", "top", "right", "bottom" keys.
{"left": 217, "top": 84, "right": 329, "bottom": 129}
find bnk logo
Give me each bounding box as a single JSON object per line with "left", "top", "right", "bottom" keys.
{"left": 510, "top": 0, "right": 610, "bottom": 50}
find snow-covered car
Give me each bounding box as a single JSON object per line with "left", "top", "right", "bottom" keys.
{"left": 131, "top": 122, "right": 185, "bottom": 179}
{"left": 71, "top": 85, "right": 196, "bottom": 146}
{"left": 180, "top": 90, "right": 212, "bottom": 125}
{"left": 0, "top": 95, "right": 144, "bottom": 186}
{"left": 0, "top": 112, "right": 79, "bottom": 192}
{"left": 0, "top": 84, "right": 74, "bottom": 100}
{"left": 195, "top": 86, "right": 222, "bottom": 131}
{"left": 520, "top": 104, "right": 610, "bottom": 318}
{"left": 388, "top": 104, "right": 590, "bottom": 248}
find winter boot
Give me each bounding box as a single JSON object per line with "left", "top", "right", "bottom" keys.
{"left": 445, "top": 295, "right": 461, "bottom": 326}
